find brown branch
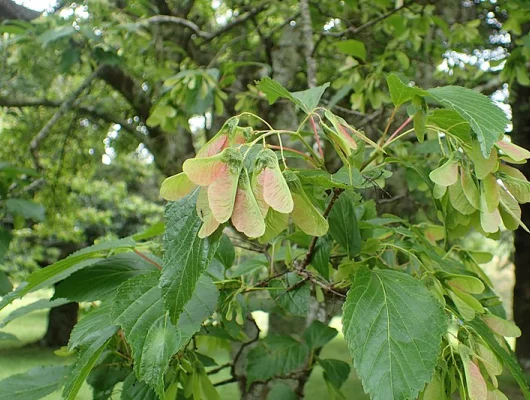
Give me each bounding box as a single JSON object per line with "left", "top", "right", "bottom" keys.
{"left": 29, "top": 67, "right": 102, "bottom": 170}
{"left": 213, "top": 377, "right": 238, "bottom": 387}
{"left": 322, "top": 1, "right": 413, "bottom": 37}
{"left": 207, "top": 362, "right": 231, "bottom": 375}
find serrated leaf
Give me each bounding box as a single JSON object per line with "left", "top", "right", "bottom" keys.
{"left": 303, "top": 320, "right": 338, "bottom": 349}
{"left": 215, "top": 234, "right": 235, "bottom": 268}
{"left": 121, "top": 372, "right": 158, "bottom": 400}
{"left": 319, "top": 359, "right": 351, "bottom": 389}
{"left": 428, "top": 86, "right": 508, "bottom": 157}
{"left": 246, "top": 335, "right": 309, "bottom": 384}
{"left": 255, "top": 77, "right": 329, "bottom": 113}
{"left": 329, "top": 190, "right": 362, "bottom": 258}
{"left": 311, "top": 234, "right": 332, "bottom": 279}
{"left": 112, "top": 272, "right": 218, "bottom": 396}
{"left": 69, "top": 303, "right": 117, "bottom": 350}
{"left": 55, "top": 253, "right": 158, "bottom": 302}
{"left": 342, "top": 267, "right": 447, "bottom": 400}
{"left": 270, "top": 273, "right": 310, "bottom": 317}
{"left": 160, "top": 172, "right": 197, "bottom": 201}
{"left": 0, "top": 365, "right": 71, "bottom": 400}
{"left": 0, "top": 238, "right": 136, "bottom": 312}
{"left": 161, "top": 193, "right": 221, "bottom": 324}
{"left": 63, "top": 326, "right": 116, "bottom": 400}
{"left": 87, "top": 351, "right": 130, "bottom": 400}
{"left": 386, "top": 73, "right": 428, "bottom": 107}
{"left": 468, "top": 317, "right": 530, "bottom": 399}
{"left": 427, "top": 109, "right": 471, "bottom": 141}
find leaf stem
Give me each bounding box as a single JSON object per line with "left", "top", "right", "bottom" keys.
{"left": 309, "top": 115, "right": 324, "bottom": 158}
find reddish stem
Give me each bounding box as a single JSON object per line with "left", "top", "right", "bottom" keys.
{"left": 386, "top": 116, "right": 413, "bottom": 144}
{"left": 309, "top": 115, "right": 324, "bottom": 158}
{"left": 134, "top": 249, "right": 162, "bottom": 270}
{"left": 268, "top": 144, "right": 309, "bottom": 159}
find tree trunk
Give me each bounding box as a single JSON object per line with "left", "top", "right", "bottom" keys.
{"left": 40, "top": 300, "right": 79, "bottom": 347}
{"left": 511, "top": 82, "right": 530, "bottom": 368}
{"left": 0, "top": 0, "right": 40, "bottom": 21}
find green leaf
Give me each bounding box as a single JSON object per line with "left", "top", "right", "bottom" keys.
{"left": 468, "top": 317, "right": 530, "bottom": 399}
{"left": 121, "top": 372, "right": 158, "bottom": 400}
{"left": 87, "top": 351, "right": 130, "bottom": 400}
{"left": 0, "top": 331, "right": 18, "bottom": 341}
{"left": 69, "top": 303, "right": 118, "bottom": 350}
{"left": 311, "top": 235, "right": 332, "bottom": 279}
{"left": 0, "top": 271, "right": 12, "bottom": 296}
{"left": 267, "top": 383, "right": 297, "bottom": 400}
{"left": 215, "top": 234, "right": 235, "bottom": 269}
{"left": 342, "top": 267, "right": 447, "bottom": 400}
{"left": 112, "top": 272, "right": 218, "bottom": 396}
{"left": 6, "top": 199, "right": 45, "bottom": 221}
{"left": 246, "top": 335, "right": 309, "bottom": 385}
{"left": 63, "top": 326, "right": 116, "bottom": 400}
{"left": 38, "top": 26, "right": 76, "bottom": 45}
{"left": 427, "top": 109, "right": 471, "bottom": 142}
{"left": 255, "top": 77, "right": 329, "bottom": 113}
{"left": 335, "top": 39, "right": 367, "bottom": 61}
{"left": 161, "top": 193, "right": 221, "bottom": 324}
{"left": 0, "top": 297, "right": 70, "bottom": 328}
{"left": 0, "top": 228, "right": 12, "bottom": 263}
{"left": 54, "top": 253, "right": 158, "bottom": 302}
{"left": 0, "top": 238, "right": 136, "bottom": 312}
{"left": 303, "top": 320, "right": 338, "bottom": 349}
{"left": 328, "top": 190, "right": 361, "bottom": 258}
{"left": 386, "top": 74, "right": 428, "bottom": 107}
{"left": 270, "top": 273, "right": 310, "bottom": 317}
{"left": 319, "top": 359, "right": 351, "bottom": 389}
{"left": 428, "top": 86, "right": 508, "bottom": 157}
{"left": 0, "top": 365, "right": 71, "bottom": 400}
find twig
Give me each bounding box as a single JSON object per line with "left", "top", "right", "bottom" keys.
{"left": 213, "top": 377, "right": 238, "bottom": 387}
{"left": 133, "top": 249, "right": 162, "bottom": 270}
{"left": 207, "top": 362, "right": 231, "bottom": 375}
{"left": 143, "top": 15, "right": 207, "bottom": 37}
{"left": 29, "top": 67, "right": 102, "bottom": 170}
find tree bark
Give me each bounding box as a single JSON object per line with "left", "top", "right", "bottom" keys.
{"left": 40, "top": 301, "right": 79, "bottom": 347}
{"left": 0, "top": 0, "right": 40, "bottom": 21}
{"left": 511, "top": 82, "right": 530, "bottom": 368}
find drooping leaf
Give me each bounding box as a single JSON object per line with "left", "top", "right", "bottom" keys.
{"left": 215, "top": 234, "right": 235, "bottom": 269}
{"left": 342, "top": 267, "right": 447, "bottom": 400}
{"left": 303, "top": 320, "right": 338, "bottom": 349}
{"left": 270, "top": 273, "right": 310, "bottom": 317}
{"left": 160, "top": 172, "right": 197, "bottom": 201}
{"left": 319, "top": 359, "right": 351, "bottom": 389}
{"left": 112, "top": 272, "right": 218, "bottom": 396}
{"left": 386, "top": 73, "right": 428, "bottom": 107}
{"left": 63, "top": 326, "right": 116, "bottom": 400}
{"left": 246, "top": 335, "right": 309, "bottom": 384}
{"left": 336, "top": 39, "right": 367, "bottom": 61}
{"left": 0, "top": 238, "right": 136, "bottom": 311}
{"left": 0, "top": 365, "right": 71, "bottom": 400}
{"left": 428, "top": 86, "right": 508, "bottom": 157}
{"left": 161, "top": 193, "right": 221, "bottom": 323}
{"left": 231, "top": 170, "right": 266, "bottom": 238}
{"left": 328, "top": 190, "right": 362, "bottom": 258}
{"left": 0, "top": 297, "right": 70, "bottom": 328}
{"left": 54, "top": 253, "right": 158, "bottom": 302}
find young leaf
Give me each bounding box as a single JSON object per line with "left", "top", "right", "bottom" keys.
{"left": 68, "top": 303, "right": 117, "bottom": 350}
{"left": 386, "top": 73, "right": 428, "bottom": 107}
{"left": 328, "top": 190, "right": 362, "bottom": 258}
{"left": 310, "top": 234, "right": 332, "bottom": 279}
{"left": 335, "top": 39, "right": 367, "bottom": 61}
{"left": 428, "top": 86, "right": 508, "bottom": 157}
{"left": 160, "top": 172, "right": 197, "bottom": 201}
{"left": 0, "top": 365, "right": 71, "bottom": 400}
{"left": 342, "top": 267, "right": 447, "bottom": 400}
{"left": 231, "top": 170, "right": 266, "bottom": 237}
{"left": 161, "top": 192, "right": 221, "bottom": 324}
{"left": 319, "top": 359, "right": 351, "bottom": 389}
{"left": 303, "top": 320, "right": 338, "bottom": 349}
{"left": 246, "top": 335, "right": 309, "bottom": 384}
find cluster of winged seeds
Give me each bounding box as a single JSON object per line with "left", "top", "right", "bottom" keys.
{"left": 160, "top": 118, "right": 329, "bottom": 240}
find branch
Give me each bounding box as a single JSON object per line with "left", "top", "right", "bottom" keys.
{"left": 322, "top": 1, "right": 413, "bottom": 37}
{"left": 29, "top": 67, "right": 102, "bottom": 169}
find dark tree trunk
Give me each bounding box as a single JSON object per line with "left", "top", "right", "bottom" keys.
{"left": 40, "top": 301, "right": 79, "bottom": 347}
{"left": 0, "top": 0, "right": 40, "bottom": 21}
{"left": 511, "top": 82, "right": 530, "bottom": 368}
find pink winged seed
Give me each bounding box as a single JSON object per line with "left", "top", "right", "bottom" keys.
{"left": 231, "top": 184, "right": 266, "bottom": 238}
{"left": 196, "top": 187, "right": 220, "bottom": 238}
{"left": 183, "top": 157, "right": 227, "bottom": 186}
{"left": 261, "top": 167, "right": 294, "bottom": 213}
{"left": 159, "top": 172, "right": 197, "bottom": 201}
{"left": 196, "top": 134, "right": 229, "bottom": 158}
{"left": 252, "top": 173, "right": 269, "bottom": 217}
{"left": 208, "top": 167, "right": 239, "bottom": 223}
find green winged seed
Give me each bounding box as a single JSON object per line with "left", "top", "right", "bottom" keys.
{"left": 433, "top": 183, "right": 447, "bottom": 199}
{"left": 481, "top": 174, "right": 500, "bottom": 213}
{"left": 160, "top": 172, "right": 197, "bottom": 201}
{"left": 498, "top": 164, "right": 530, "bottom": 204}
{"left": 461, "top": 167, "right": 481, "bottom": 209}
{"left": 482, "top": 313, "right": 521, "bottom": 338}
{"left": 429, "top": 155, "right": 458, "bottom": 187}
{"left": 449, "top": 178, "right": 476, "bottom": 215}
{"left": 498, "top": 187, "right": 523, "bottom": 231}
{"left": 468, "top": 144, "right": 498, "bottom": 180}
{"left": 480, "top": 208, "right": 501, "bottom": 234}
{"left": 446, "top": 274, "right": 485, "bottom": 294}
{"left": 495, "top": 140, "right": 530, "bottom": 162}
